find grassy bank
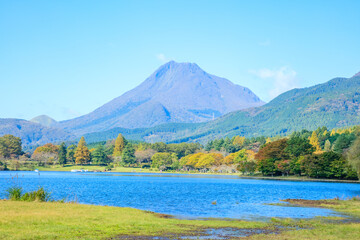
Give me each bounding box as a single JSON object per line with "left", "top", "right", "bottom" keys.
{"left": 0, "top": 200, "right": 266, "bottom": 239}
{"left": 1, "top": 199, "right": 360, "bottom": 239}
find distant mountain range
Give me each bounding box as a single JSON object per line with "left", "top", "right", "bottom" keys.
{"left": 0, "top": 62, "right": 359, "bottom": 147}
{"left": 58, "top": 61, "right": 264, "bottom": 135}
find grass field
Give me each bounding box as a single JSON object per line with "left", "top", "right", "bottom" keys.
{"left": 1, "top": 199, "right": 360, "bottom": 239}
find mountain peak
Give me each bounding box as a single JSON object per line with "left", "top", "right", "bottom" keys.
{"left": 30, "top": 115, "right": 57, "bottom": 127}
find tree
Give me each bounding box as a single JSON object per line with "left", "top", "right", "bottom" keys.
{"left": 74, "top": 137, "right": 91, "bottom": 165}
{"left": 324, "top": 140, "right": 331, "bottom": 152}
{"left": 92, "top": 144, "right": 109, "bottom": 165}
{"left": 58, "top": 142, "right": 67, "bottom": 166}
{"left": 309, "top": 131, "right": 321, "bottom": 152}
{"left": 66, "top": 144, "right": 77, "bottom": 164}
{"left": 0, "top": 134, "right": 22, "bottom": 158}
{"left": 32, "top": 143, "right": 59, "bottom": 166}
{"left": 255, "top": 139, "right": 289, "bottom": 176}
{"left": 285, "top": 136, "right": 314, "bottom": 158}
{"left": 347, "top": 137, "right": 360, "bottom": 178}
{"left": 113, "top": 134, "right": 125, "bottom": 157}
{"left": 122, "top": 143, "right": 136, "bottom": 165}
{"left": 232, "top": 136, "right": 245, "bottom": 147}
{"left": 151, "top": 152, "right": 176, "bottom": 170}
{"left": 332, "top": 134, "right": 355, "bottom": 154}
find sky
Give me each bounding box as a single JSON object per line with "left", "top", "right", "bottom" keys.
{"left": 0, "top": 0, "right": 359, "bottom": 121}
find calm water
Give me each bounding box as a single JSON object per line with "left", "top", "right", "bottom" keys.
{"left": 1, "top": 171, "right": 359, "bottom": 220}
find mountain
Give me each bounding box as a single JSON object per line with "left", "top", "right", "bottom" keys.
{"left": 83, "top": 73, "right": 360, "bottom": 144}
{"left": 59, "top": 61, "right": 264, "bottom": 135}
{"left": 0, "top": 118, "right": 72, "bottom": 146}
{"left": 30, "top": 115, "right": 57, "bottom": 127}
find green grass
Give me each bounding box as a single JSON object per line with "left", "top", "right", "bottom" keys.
{"left": 0, "top": 200, "right": 266, "bottom": 240}
{"left": 1, "top": 199, "right": 360, "bottom": 239}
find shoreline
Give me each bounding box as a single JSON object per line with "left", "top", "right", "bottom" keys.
{"left": 4, "top": 168, "right": 359, "bottom": 183}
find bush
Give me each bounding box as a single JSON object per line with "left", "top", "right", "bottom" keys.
{"left": 6, "top": 187, "right": 51, "bottom": 202}
{"left": 21, "top": 187, "right": 51, "bottom": 202}
{"left": 6, "top": 187, "right": 22, "bottom": 200}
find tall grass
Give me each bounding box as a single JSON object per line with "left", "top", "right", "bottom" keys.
{"left": 6, "top": 187, "right": 51, "bottom": 202}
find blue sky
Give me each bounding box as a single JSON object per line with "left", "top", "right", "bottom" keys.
{"left": 1, "top": 0, "right": 359, "bottom": 121}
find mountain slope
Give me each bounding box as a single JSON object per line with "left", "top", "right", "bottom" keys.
{"left": 83, "top": 74, "right": 360, "bottom": 144}
{"left": 59, "top": 61, "right": 264, "bottom": 135}
{"left": 0, "top": 119, "right": 72, "bottom": 146}
{"left": 173, "top": 74, "right": 360, "bottom": 142}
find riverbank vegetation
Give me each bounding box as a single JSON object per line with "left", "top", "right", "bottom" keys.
{"left": 1, "top": 125, "right": 360, "bottom": 180}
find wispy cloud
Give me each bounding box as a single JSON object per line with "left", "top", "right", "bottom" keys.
{"left": 250, "top": 66, "right": 299, "bottom": 99}
{"left": 156, "top": 53, "right": 170, "bottom": 63}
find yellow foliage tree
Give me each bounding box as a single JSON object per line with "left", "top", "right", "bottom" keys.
{"left": 74, "top": 136, "right": 91, "bottom": 165}
{"left": 330, "top": 129, "right": 336, "bottom": 136}
{"left": 309, "top": 131, "right": 321, "bottom": 153}
{"left": 232, "top": 136, "right": 245, "bottom": 147}
{"left": 113, "top": 134, "right": 125, "bottom": 157}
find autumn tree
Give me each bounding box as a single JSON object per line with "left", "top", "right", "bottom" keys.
{"left": 113, "top": 134, "right": 125, "bottom": 157}
{"left": 255, "top": 139, "right": 288, "bottom": 176}
{"left": 32, "top": 143, "right": 59, "bottom": 166}
{"left": 74, "top": 137, "right": 91, "bottom": 165}
{"left": 309, "top": 131, "right": 321, "bottom": 152}
{"left": 232, "top": 136, "right": 245, "bottom": 147}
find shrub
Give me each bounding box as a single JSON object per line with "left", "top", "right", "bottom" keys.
{"left": 21, "top": 187, "right": 51, "bottom": 202}
{"left": 6, "top": 187, "right": 22, "bottom": 200}
{"left": 6, "top": 187, "right": 51, "bottom": 202}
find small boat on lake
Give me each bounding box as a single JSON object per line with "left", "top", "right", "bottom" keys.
{"left": 34, "top": 169, "right": 39, "bottom": 173}
{"left": 71, "top": 169, "right": 81, "bottom": 172}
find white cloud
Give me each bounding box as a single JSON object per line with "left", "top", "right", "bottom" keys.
{"left": 250, "top": 66, "right": 299, "bottom": 99}
{"left": 156, "top": 53, "right": 173, "bottom": 63}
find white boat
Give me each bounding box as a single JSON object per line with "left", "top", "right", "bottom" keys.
{"left": 71, "top": 169, "right": 81, "bottom": 172}
{"left": 34, "top": 169, "right": 39, "bottom": 173}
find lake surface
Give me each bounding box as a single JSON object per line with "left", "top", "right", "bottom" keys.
{"left": 1, "top": 171, "right": 359, "bottom": 220}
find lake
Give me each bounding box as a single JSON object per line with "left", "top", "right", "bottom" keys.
{"left": 1, "top": 171, "right": 359, "bottom": 220}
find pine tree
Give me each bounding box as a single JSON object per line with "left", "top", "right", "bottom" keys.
{"left": 122, "top": 143, "right": 135, "bottom": 165}
{"left": 58, "top": 142, "right": 67, "bottom": 166}
{"left": 92, "top": 144, "right": 109, "bottom": 165}
{"left": 309, "top": 131, "right": 321, "bottom": 152}
{"left": 74, "top": 137, "right": 91, "bottom": 165}
{"left": 113, "top": 134, "right": 125, "bottom": 157}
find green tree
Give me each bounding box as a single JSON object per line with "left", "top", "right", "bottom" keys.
{"left": 66, "top": 144, "right": 77, "bottom": 164}
{"left": 74, "top": 137, "right": 91, "bottom": 165}
{"left": 332, "top": 134, "right": 355, "bottom": 154}
{"left": 0, "top": 134, "right": 22, "bottom": 158}
{"left": 122, "top": 143, "right": 135, "bottom": 165}
{"left": 151, "top": 152, "right": 176, "bottom": 170}
{"left": 113, "top": 134, "right": 125, "bottom": 157}
{"left": 285, "top": 136, "right": 314, "bottom": 158}
{"left": 347, "top": 137, "right": 360, "bottom": 179}
{"left": 58, "top": 142, "right": 67, "bottom": 166}
{"left": 92, "top": 144, "right": 109, "bottom": 165}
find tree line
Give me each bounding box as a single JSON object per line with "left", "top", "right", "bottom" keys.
{"left": 1, "top": 126, "right": 360, "bottom": 180}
